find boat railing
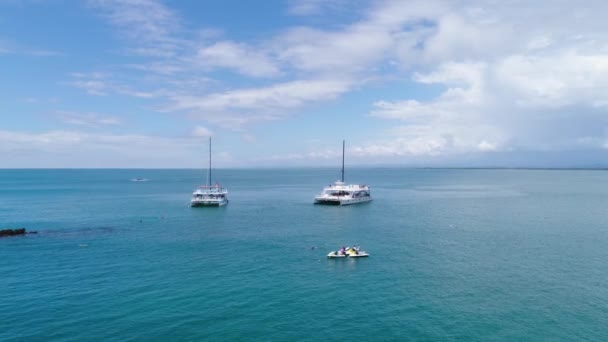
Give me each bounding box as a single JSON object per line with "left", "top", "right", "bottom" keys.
{"left": 198, "top": 185, "right": 224, "bottom": 189}
{"left": 324, "top": 184, "right": 369, "bottom": 190}
{"left": 197, "top": 185, "right": 227, "bottom": 192}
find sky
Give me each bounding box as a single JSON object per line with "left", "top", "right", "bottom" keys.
{"left": 2, "top": 0, "right": 608, "bottom": 168}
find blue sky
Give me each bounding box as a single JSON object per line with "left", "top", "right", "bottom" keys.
{"left": 2, "top": 0, "right": 608, "bottom": 168}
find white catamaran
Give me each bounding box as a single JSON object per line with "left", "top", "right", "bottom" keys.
{"left": 191, "top": 137, "right": 229, "bottom": 207}
{"left": 314, "top": 140, "right": 372, "bottom": 206}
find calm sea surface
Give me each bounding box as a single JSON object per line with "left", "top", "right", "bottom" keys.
{"left": 1, "top": 168, "right": 608, "bottom": 341}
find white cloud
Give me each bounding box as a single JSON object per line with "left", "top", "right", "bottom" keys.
{"left": 128, "top": 62, "right": 185, "bottom": 75}
{"left": 76, "top": 0, "right": 442, "bottom": 129}
{"left": 0, "top": 41, "right": 11, "bottom": 54}
{"left": 67, "top": 72, "right": 110, "bottom": 95}
{"left": 287, "top": 0, "right": 335, "bottom": 15}
{"left": 22, "top": 97, "right": 60, "bottom": 104}
{"left": 371, "top": 61, "right": 487, "bottom": 123}
{"left": 70, "top": 0, "right": 608, "bottom": 165}
{"left": 371, "top": 49, "right": 608, "bottom": 157}
{"left": 196, "top": 41, "right": 280, "bottom": 77}
{"left": 361, "top": 0, "right": 608, "bottom": 160}
{"left": 276, "top": 25, "right": 393, "bottom": 74}
{"left": 241, "top": 133, "right": 257, "bottom": 143}
{"left": 275, "top": 0, "right": 444, "bottom": 75}
{"left": 261, "top": 149, "right": 340, "bottom": 162}
{"left": 68, "top": 80, "right": 108, "bottom": 96}
{"left": 170, "top": 78, "right": 352, "bottom": 127}
{"left": 57, "top": 111, "right": 122, "bottom": 127}
{"left": 371, "top": 100, "right": 447, "bottom": 121}
{"left": 0, "top": 130, "right": 234, "bottom": 168}
{"left": 0, "top": 130, "right": 84, "bottom": 147}
{"left": 494, "top": 52, "right": 608, "bottom": 108}
{"left": 414, "top": 12, "right": 511, "bottom": 65}
{"left": 0, "top": 38, "right": 63, "bottom": 57}
{"left": 27, "top": 49, "right": 65, "bottom": 57}
{"left": 67, "top": 72, "right": 170, "bottom": 98}
{"left": 127, "top": 47, "right": 177, "bottom": 58}
{"left": 88, "top": 0, "right": 182, "bottom": 56}
{"left": 191, "top": 125, "right": 213, "bottom": 137}
{"left": 477, "top": 140, "right": 497, "bottom": 152}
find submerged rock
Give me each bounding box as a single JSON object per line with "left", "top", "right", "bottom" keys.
{"left": 0, "top": 228, "right": 35, "bottom": 238}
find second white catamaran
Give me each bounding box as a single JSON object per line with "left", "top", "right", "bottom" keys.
{"left": 314, "top": 140, "right": 372, "bottom": 206}
{"left": 191, "top": 137, "right": 229, "bottom": 207}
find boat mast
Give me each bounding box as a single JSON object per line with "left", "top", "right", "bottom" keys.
{"left": 208, "top": 137, "right": 212, "bottom": 187}
{"left": 341, "top": 139, "right": 345, "bottom": 182}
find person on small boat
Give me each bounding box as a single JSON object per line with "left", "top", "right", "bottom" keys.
{"left": 340, "top": 246, "right": 346, "bottom": 255}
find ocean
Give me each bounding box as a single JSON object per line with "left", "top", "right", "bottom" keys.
{"left": 1, "top": 168, "right": 608, "bottom": 341}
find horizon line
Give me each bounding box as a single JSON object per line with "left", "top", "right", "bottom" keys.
{"left": 2, "top": 166, "right": 608, "bottom": 171}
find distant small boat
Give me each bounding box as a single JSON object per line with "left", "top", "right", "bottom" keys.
{"left": 191, "top": 137, "right": 229, "bottom": 207}
{"left": 314, "top": 140, "right": 372, "bottom": 205}
{"left": 131, "top": 178, "right": 149, "bottom": 182}
{"left": 327, "top": 246, "right": 369, "bottom": 258}
{"left": 327, "top": 251, "right": 347, "bottom": 258}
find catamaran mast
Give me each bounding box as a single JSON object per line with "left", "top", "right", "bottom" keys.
{"left": 208, "top": 137, "right": 212, "bottom": 187}
{"left": 341, "top": 139, "right": 345, "bottom": 182}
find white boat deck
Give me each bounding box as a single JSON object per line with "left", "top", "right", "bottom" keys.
{"left": 191, "top": 185, "right": 229, "bottom": 206}
{"left": 314, "top": 181, "right": 372, "bottom": 205}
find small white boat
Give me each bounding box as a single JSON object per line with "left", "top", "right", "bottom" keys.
{"left": 327, "top": 246, "right": 369, "bottom": 258}
{"left": 314, "top": 140, "right": 371, "bottom": 206}
{"left": 191, "top": 137, "right": 229, "bottom": 207}
{"left": 131, "top": 178, "right": 148, "bottom": 182}
{"left": 347, "top": 250, "right": 369, "bottom": 258}
{"left": 327, "top": 251, "right": 347, "bottom": 258}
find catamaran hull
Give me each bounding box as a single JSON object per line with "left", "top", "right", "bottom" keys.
{"left": 314, "top": 197, "right": 372, "bottom": 206}
{"left": 191, "top": 200, "right": 228, "bottom": 207}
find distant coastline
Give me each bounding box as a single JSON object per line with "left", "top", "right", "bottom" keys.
{"left": 1, "top": 166, "right": 608, "bottom": 171}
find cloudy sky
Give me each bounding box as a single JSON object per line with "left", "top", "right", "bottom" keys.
{"left": 2, "top": 0, "right": 608, "bottom": 168}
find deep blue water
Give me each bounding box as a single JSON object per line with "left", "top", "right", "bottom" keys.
{"left": 2, "top": 168, "right": 608, "bottom": 341}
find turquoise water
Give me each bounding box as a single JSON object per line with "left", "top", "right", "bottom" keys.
{"left": 2, "top": 169, "right": 608, "bottom": 341}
